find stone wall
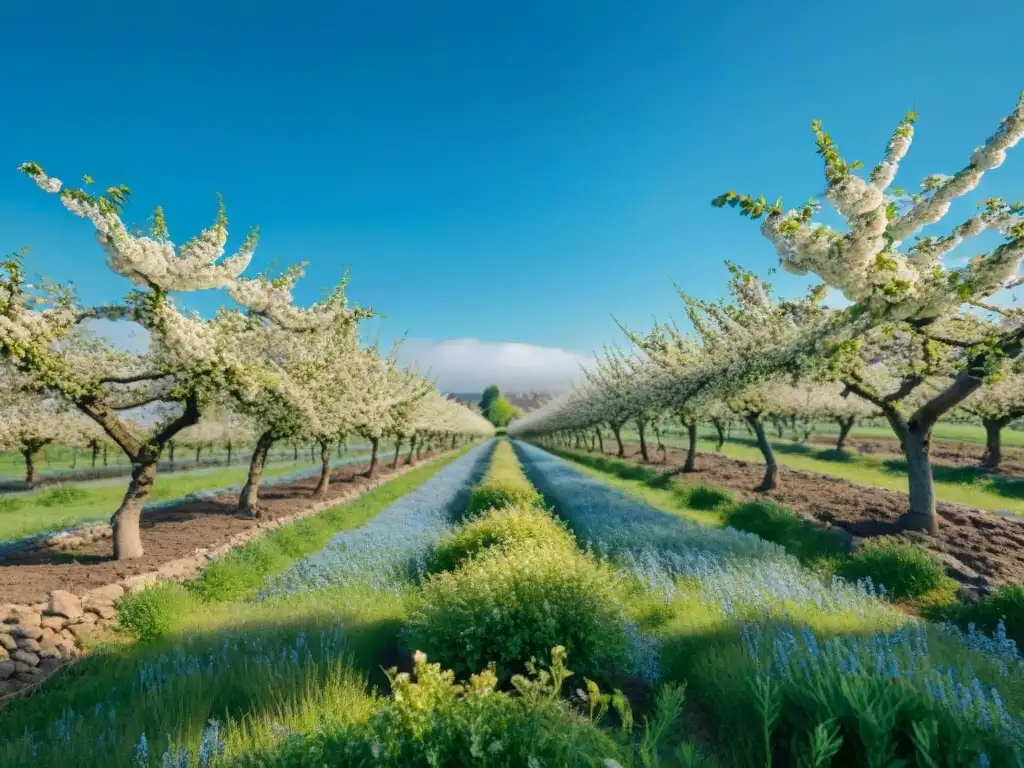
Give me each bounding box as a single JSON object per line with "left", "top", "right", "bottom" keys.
{"left": 0, "top": 453, "right": 449, "bottom": 699}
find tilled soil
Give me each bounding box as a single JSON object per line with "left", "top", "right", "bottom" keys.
{"left": 617, "top": 444, "right": 1024, "bottom": 592}
{"left": 0, "top": 456, "right": 425, "bottom": 604}
{"left": 805, "top": 434, "right": 1024, "bottom": 478}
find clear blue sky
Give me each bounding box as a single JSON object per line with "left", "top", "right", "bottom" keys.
{"left": 3, "top": 0, "right": 1024, "bottom": 362}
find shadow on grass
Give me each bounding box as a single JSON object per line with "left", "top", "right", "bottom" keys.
{"left": 881, "top": 457, "right": 1024, "bottom": 501}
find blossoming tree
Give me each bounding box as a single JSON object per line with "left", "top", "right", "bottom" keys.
{"left": 714, "top": 92, "right": 1024, "bottom": 531}
{"left": 8, "top": 163, "right": 356, "bottom": 558}
{"left": 0, "top": 368, "right": 76, "bottom": 485}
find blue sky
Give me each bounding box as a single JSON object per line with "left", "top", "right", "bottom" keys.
{"left": 2, "top": 1, "right": 1024, "bottom": 390}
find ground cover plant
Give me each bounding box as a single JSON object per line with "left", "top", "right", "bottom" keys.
{"left": 514, "top": 441, "right": 1024, "bottom": 766}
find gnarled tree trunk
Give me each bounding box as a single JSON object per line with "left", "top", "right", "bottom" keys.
{"left": 111, "top": 461, "right": 158, "bottom": 560}
{"left": 393, "top": 438, "right": 403, "bottom": 468}
{"left": 22, "top": 448, "right": 37, "bottom": 486}
{"left": 711, "top": 420, "right": 726, "bottom": 452}
{"left": 367, "top": 437, "right": 380, "bottom": 478}
{"left": 227, "top": 439, "right": 233, "bottom": 466}
{"left": 611, "top": 423, "right": 625, "bottom": 458}
{"left": 90, "top": 440, "right": 99, "bottom": 468}
{"left": 835, "top": 416, "right": 856, "bottom": 451}
{"left": 594, "top": 428, "right": 604, "bottom": 454}
{"left": 747, "top": 415, "right": 778, "bottom": 491}
{"left": 314, "top": 438, "right": 332, "bottom": 498}
{"left": 982, "top": 417, "right": 1008, "bottom": 470}
{"left": 636, "top": 419, "right": 650, "bottom": 463}
{"left": 168, "top": 441, "right": 176, "bottom": 469}
{"left": 239, "top": 431, "right": 275, "bottom": 517}
{"left": 683, "top": 421, "right": 698, "bottom": 472}
{"left": 195, "top": 445, "right": 202, "bottom": 466}
{"left": 407, "top": 435, "right": 418, "bottom": 465}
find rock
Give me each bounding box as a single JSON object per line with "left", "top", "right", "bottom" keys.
{"left": 11, "top": 650, "right": 39, "bottom": 666}
{"left": 957, "top": 584, "right": 984, "bottom": 603}
{"left": 40, "top": 615, "right": 67, "bottom": 631}
{"left": 0, "top": 634, "right": 15, "bottom": 651}
{"left": 85, "top": 604, "right": 116, "bottom": 620}
{"left": 37, "top": 644, "right": 61, "bottom": 660}
{"left": 15, "top": 638, "right": 40, "bottom": 653}
{"left": 0, "top": 660, "right": 13, "bottom": 679}
{"left": 46, "top": 590, "right": 83, "bottom": 620}
{"left": 84, "top": 583, "right": 124, "bottom": 604}
{"left": 823, "top": 525, "right": 854, "bottom": 551}
{"left": 0, "top": 647, "right": 7, "bottom": 661}
{"left": 68, "top": 624, "right": 94, "bottom": 641}
{"left": 9, "top": 624, "right": 43, "bottom": 640}
{"left": 3, "top": 606, "right": 40, "bottom": 626}
{"left": 12, "top": 661, "right": 33, "bottom": 675}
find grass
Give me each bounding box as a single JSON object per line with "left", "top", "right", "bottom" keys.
{"left": 622, "top": 429, "right": 1024, "bottom": 514}
{"left": 0, "top": 452, "right": 377, "bottom": 543}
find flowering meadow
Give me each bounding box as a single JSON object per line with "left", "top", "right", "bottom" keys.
{"left": 513, "top": 440, "right": 1024, "bottom": 766}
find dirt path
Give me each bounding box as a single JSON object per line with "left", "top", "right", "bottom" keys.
{"left": 607, "top": 444, "right": 1024, "bottom": 593}
{"left": 0, "top": 455, "right": 434, "bottom": 604}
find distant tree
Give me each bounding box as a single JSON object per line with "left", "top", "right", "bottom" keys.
{"left": 486, "top": 396, "right": 522, "bottom": 428}
{"left": 478, "top": 385, "right": 500, "bottom": 417}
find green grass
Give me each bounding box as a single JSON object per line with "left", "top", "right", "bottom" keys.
{"left": 0, "top": 453, "right": 375, "bottom": 543}
{"left": 622, "top": 429, "right": 1024, "bottom": 514}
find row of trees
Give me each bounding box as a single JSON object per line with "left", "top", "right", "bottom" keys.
{"left": 511, "top": 90, "right": 1024, "bottom": 535}
{"left": 1, "top": 164, "right": 493, "bottom": 559}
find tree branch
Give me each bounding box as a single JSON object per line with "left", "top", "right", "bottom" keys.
{"left": 154, "top": 393, "right": 201, "bottom": 447}
{"left": 910, "top": 370, "right": 985, "bottom": 430}
{"left": 882, "top": 375, "right": 925, "bottom": 404}
{"left": 98, "top": 371, "right": 171, "bottom": 385}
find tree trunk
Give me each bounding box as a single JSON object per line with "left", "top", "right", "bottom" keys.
{"left": 367, "top": 437, "right": 380, "bottom": 478}
{"left": 195, "top": 446, "right": 202, "bottom": 466}
{"left": 416, "top": 439, "right": 424, "bottom": 460}
{"left": 314, "top": 438, "right": 332, "bottom": 498}
{"left": 407, "top": 435, "right": 418, "bottom": 465}
{"left": 712, "top": 421, "right": 726, "bottom": 452}
{"left": 91, "top": 442, "right": 99, "bottom": 468}
{"left": 227, "top": 440, "right": 233, "bottom": 466}
{"left": 168, "top": 441, "right": 176, "bottom": 469}
{"left": 71, "top": 450, "right": 77, "bottom": 469}
{"left": 637, "top": 419, "right": 650, "bottom": 463}
{"left": 336, "top": 442, "right": 342, "bottom": 459}
{"left": 653, "top": 424, "right": 666, "bottom": 462}
{"left": 612, "top": 424, "right": 625, "bottom": 457}
{"left": 239, "top": 431, "right": 275, "bottom": 517}
{"left": 293, "top": 444, "right": 298, "bottom": 461}
{"left": 900, "top": 424, "right": 938, "bottom": 533}
{"left": 747, "top": 415, "right": 778, "bottom": 491}
{"left": 981, "top": 418, "right": 1007, "bottom": 470}
{"left": 595, "top": 428, "right": 604, "bottom": 454}
{"left": 111, "top": 461, "right": 158, "bottom": 560}
{"left": 773, "top": 419, "right": 785, "bottom": 439}
{"left": 683, "top": 422, "right": 698, "bottom": 472}
{"left": 22, "top": 449, "right": 36, "bottom": 486}
{"left": 103, "top": 444, "right": 108, "bottom": 466}
{"left": 835, "top": 416, "right": 855, "bottom": 451}
{"left": 393, "top": 438, "right": 403, "bottom": 468}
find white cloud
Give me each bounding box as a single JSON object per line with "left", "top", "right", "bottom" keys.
{"left": 398, "top": 338, "right": 592, "bottom": 394}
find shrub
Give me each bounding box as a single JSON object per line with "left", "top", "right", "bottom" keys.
{"left": 836, "top": 538, "right": 954, "bottom": 601}
{"left": 465, "top": 441, "right": 543, "bottom": 516}
{"left": 37, "top": 486, "right": 88, "bottom": 507}
{"left": 116, "top": 583, "right": 201, "bottom": 641}
{"left": 725, "top": 500, "right": 846, "bottom": 567}
{"left": 932, "top": 584, "right": 1024, "bottom": 648}
{"left": 406, "top": 540, "right": 630, "bottom": 682}
{"left": 429, "top": 505, "right": 575, "bottom": 573}
{"left": 680, "top": 484, "right": 734, "bottom": 510}
{"left": 234, "top": 647, "right": 676, "bottom": 767}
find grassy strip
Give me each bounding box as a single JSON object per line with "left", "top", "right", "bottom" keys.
{"left": 550, "top": 447, "right": 961, "bottom": 611}
{"left": 620, "top": 428, "right": 1024, "bottom": 514}
{"left": 0, "top": 448, "right": 475, "bottom": 766}
{"left": 517, "top": 442, "right": 1024, "bottom": 766}
{"left": 0, "top": 454, "right": 377, "bottom": 543}
{"left": 116, "top": 449, "right": 468, "bottom": 639}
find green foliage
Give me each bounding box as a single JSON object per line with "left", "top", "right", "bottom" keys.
{"left": 477, "top": 384, "right": 522, "bottom": 427}
{"left": 407, "top": 540, "right": 630, "bottom": 682}
{"left": 478, "top": 385, "right": 500, "bottom": 417}
{"left": 931, "top": 584, "right": 1024, "bottom": 648}
{"left": 725, "top": 500, "right": 846, "bottom": 570}
{"left": 235, "top": 647, "right": 687, "bottom": 767}
{"left": 680, "top": 484, "right": 735, "bottom": 511}
{"left": 836, "top": 538, "right": 956, "bottom": 601}
{"left": 430, "top": 505, "right": 575, "bottom": 573}
{"left": 36, "top": 486, "right": 88, "bottom": 507}
{"left": 116, "top": 582, "right": 201, "bottom": 642}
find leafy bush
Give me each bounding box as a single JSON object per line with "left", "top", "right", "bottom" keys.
{"left": 429, "top": 505, "right": 574, "bottom": 573}
{"left": 407, "top": 540, "right": 630, "bottom": 681}
{"left": 836, "top": 538, "right": 954, "bottom": 601}
{"left": 725, "top": 499, "right": 846, "bottom": 567}
{"left": 116, "top": 583, "right": 201, "bottom": 641}
{"left": 932, "top": 584, "right": 1024, "bottom": 648}
{"left": 37, "top": 486, "right": 88, "bottom": 507}
{"left": 236, "top": 647, "right": 700, "bottom": 768}
{"left": 680, "top": 484, "right": 734, "bottom": 510}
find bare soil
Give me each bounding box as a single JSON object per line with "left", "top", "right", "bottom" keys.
{"left": 0, "top": 456, "right": 430, "bottom": 605}
{"left": 616, "top": 444, "right": 1024, "bottom": 592}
